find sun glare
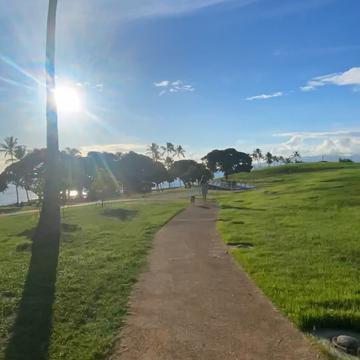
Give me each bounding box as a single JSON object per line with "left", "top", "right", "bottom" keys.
{"left": 54, "top": 86, "right": 82, "bottom": 113}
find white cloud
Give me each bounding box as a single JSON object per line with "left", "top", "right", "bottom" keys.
{"left": 154, "top": 80, "right": 170, "bottom": 87}
{"left": 246, "top": 91, "right": 283, "bottom": 101}
{"left": 80, "top": 143, "right": 147, "bottom": 155}
{"left": 272, "top": 130, "right": 360, "bottom": 156}
{"left": 301, "top": 67, "right": 360, "bottom": 91}
{"left": 154, "top": 79, "right": 195, "bottom": 95}
{"left": 108, "top": 0, "right": 252, "bottom": 21}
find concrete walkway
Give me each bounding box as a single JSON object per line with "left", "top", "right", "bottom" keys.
{"left": 111, "top": 202, "right": 322, "bottom": 360}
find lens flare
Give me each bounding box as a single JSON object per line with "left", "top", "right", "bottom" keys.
{"left": 54, "top": 86, "right": 82, "bottom": 113}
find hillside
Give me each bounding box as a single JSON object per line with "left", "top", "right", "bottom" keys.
{"left": 230, "top": 161, "right": 360, "bottom": 181}
{"left": 215, "top": 162, "right": 360, "bottom": 332}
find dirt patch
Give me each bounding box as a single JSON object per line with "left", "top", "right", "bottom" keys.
{"left": 102, "top": 208, "right": 137, "bottom": 221}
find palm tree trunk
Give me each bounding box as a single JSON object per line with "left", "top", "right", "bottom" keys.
{"left": 15, "top": 185, "right": 19, "bottom": 206}
{"left": 35, "top": 0, "right": 60, "bottom": 241}
{"left": 25, "top": 188, "right": 30, "bottom": 203}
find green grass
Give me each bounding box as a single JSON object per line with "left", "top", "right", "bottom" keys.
{"left": 0, "top": 200, "right": 184, "bottom": 360}
{"left": 215, "top": 162, "right": 360, "bottom": 332}
{"left": 0, "top": 204, "right": 38, "bottom": 215}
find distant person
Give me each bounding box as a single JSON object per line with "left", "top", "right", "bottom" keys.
{"left": 200, "top": 176, "right": 208, "bottom": 201}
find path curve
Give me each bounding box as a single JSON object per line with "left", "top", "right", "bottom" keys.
{"left": 111, "top": 202, "right": 322, "bottom": 360}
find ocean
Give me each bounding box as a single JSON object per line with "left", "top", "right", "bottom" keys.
{"left": 0, "top": 185, "right": 37, "bottom": 206}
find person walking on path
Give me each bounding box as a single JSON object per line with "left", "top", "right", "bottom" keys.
{"left": 200, "top": 175, "right": 209, "bottom": 200}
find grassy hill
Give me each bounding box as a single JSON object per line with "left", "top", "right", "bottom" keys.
{"left": 215, "top": 162, "right": 360, "bottom": 332}
{"left": 231, "top": 161, "right": 360, "bottom": 181}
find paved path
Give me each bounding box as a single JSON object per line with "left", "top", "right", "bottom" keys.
{"left": 111, "top": 202, "right": 322, "bottom": 360}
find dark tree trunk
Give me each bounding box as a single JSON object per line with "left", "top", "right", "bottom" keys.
{"left": 5, "top": 4, "right": 60, "bottom": 358}
{"left": 10, "top": 155, "right": 20, "bottom": 206}
{"left": 35, "top": 0, "right": 60, "bottom": 241}
{"left": 15, "top": 184, "right": 19, "bottom": 206}
{"left": 25, "top": 188, "right": 30, "bottom": 203}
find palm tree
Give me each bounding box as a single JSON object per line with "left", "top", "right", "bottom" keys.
{"left": 164, "top": 156, "right": 174, "bottom": 170}
{"left": 1, "top": 136, "right": 18, "bottom": 163}
{"left": 175, "top": 145, "right": 186, "bottom": 159}
{"left": 292, "top": 151, "right": 301, "bottom": 163}
{"left": 252, "top": 148, "right": 263, "bottom": 167}
{"left": 14, "top": 145, "right": 31, "bottom": 202}
{"left": 146, "top": 143, "right": 162, "bottom": 162}
{"left": 36, "top": 0, "right": 60, "bottom": 239}
{"left": 161, "top": 142, "right": 175, "bottom": 158}
{"left": 265, "top": 152, "right": 273, "bottom": 167}
{"left": 0, "top": 136, "right": 20, "bottom": 204}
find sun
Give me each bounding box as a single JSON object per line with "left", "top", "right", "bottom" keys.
{"left": 54, "top": 85, "right": 82, "bottom": 113}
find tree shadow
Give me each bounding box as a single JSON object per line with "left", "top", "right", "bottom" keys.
{"left": 5, "top": 232, "right": 60, "bottom": 360}
{"left": 221, "top": 204, "right": 266, "bottom": 211}
{"left": 0, "top": 207, "right": 21, "bottom": 215}
{"left": 17, "top": 223, "right": 80, "bottom": 240}
{"left": 102, "top": 208, "right": 137, "bottom": 221}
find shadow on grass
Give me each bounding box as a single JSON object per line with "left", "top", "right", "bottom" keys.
{"left": 299, "top": 313, "right": 360, "bottom": 332}
{"left": 17, "top": 223, "right": 80, "bottom": 240}
{"left": 5, "top": 232, "right": 60, "bottom": 360}
{"left": 0, "top": 207, "right": 21, "bottom": 214}
{"left": 221, "top": 204, "right": 266, "bottom": 211}
{"left": 102, "top": 208, "right": 137, "bottom": 221}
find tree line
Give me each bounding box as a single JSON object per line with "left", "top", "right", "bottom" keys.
{"left": 1, "top": 137, "right": 305, "bottom": 206}
{"left": 251, "top": 148, "right": 301, "bottom": 167}
{"left": 0, "top": 140, "right": 212, "bottom": 205}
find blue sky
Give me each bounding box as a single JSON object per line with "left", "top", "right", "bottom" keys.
{"left": 1, "top": 0, "right": 360, "bottom": 166}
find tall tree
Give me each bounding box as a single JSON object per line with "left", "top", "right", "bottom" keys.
{"left": 164, "top": 156, "right": 174, "bottom": 170}
{"left": 36, "top": 0, "right": 60, "bottom": 239}
{"left": 117, "top": 152, "right": 156, "bottom": 193}
{"left": 175, "top": 145, "right": 186, "bottom": 159}
{"left": 161, "top": 142, "right": 175, "bottom": 158}
{"left": 170, "top": 160, "right": 212, "bottom": 187}
{"left": 0, "top": 148, "right": 46, "bottom": 204}
{"left": 0, "top": 136, "right": 19, "bottom": 204}
{"left": 146, "top": 143, "right": 162, "bottom": 162}
{"left": 14, "top": 145, "right": 30, "bottom": 202}
{"left": 265, "top": 152, "right": 273, "bottom": 167}
{"left": 292, "top": 151, "right": 301, "bottom": 163}
{"left": 202, "top": 148, "right": 253, "bottom": 180}
{"left": 251, "top": 148, "right": 263, "bottom": 167}
{"left": 0, "top": 136, "right": 18, "bottom": 163}
{"left": 151, "top": 161, "right": 169, "bottom": 191}
{"left": 88, "top": 168, "right": 118, "bottom": 204}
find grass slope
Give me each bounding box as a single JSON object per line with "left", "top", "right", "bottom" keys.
{"left": 0, "top": 200, "right": 184, "bottom": 360}
{"left": 216, "top": 162, "right": 360, "bottom": 331}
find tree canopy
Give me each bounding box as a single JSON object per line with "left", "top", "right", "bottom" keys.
{"left": 202, "top": 148, "right": 252, "bottom": 179}
{"left": 170, "top": 160, "right": 212, "bottom": 186}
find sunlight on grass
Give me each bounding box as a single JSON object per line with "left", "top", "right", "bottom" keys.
{"left": 215, "top": 163, "right": 360, "bottom": 332}
{"left": 0, "top": 200, "right": 184, "bottom": 360}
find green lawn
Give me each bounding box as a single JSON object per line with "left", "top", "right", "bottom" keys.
{"left": 215, "top": 162, "right": 360, "bottom": 332}
{"left": 0, "top": 204, "right": 38, "bottom": 215}
{"left": 0, "top": 200, "right": 184, "bottom": 360}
